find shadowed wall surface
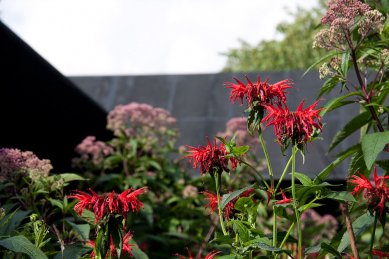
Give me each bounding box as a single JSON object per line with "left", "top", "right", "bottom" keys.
{"left": 70, "top": 72, "right": 358, "bottom": 180}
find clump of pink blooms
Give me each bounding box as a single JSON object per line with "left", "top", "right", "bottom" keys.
{"left": 107, "top": 102, "right": 177, "bottom": 141}
{"left": 73, "top": 136, "right": 114, "bottom": 167}
{"left": 300, "top": 209, "right": 338, "bottom": 242}
{"left": 0, "top": 148, "right": 52, "bottom": 182}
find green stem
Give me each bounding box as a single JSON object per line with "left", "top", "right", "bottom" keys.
{"left": 274, "top": 154, "right": 294, "bottom": 193}
{"left": 273, "top": 205, "right": 277, "bottom": 256}
{"left": 291, "top": 146, "right": 302, "bottom": 259}
{"left": 260, "top": 133, "right": 274, "bottom": 187}
{"left": 238, "top": 159, "right": 270, "bottom": 189}
{"left": 279, "top": 222, "right": 295, "bottom": 250}
{"left": 368, "top": 212, "right": 379, "bottom": 259}
{"left": 215, "top": 172, "right": 228, "bottom": 236}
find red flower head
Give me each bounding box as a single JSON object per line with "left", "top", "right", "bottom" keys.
{"left": 175, "top": 249, "right": 220, "bottom": 259}
{"left": 88, "top": 230, "right": 133, "bottom": 258}
{"left": 68, "top": 187, "right": 147, "bottom": 222}
{"left": 202, "top": 189, "right": 254, "bottom": 220}
{"left": 274, "top": 189, "right": 293, "bottom": 205}
{"left": 225, "top": 76, "right": 292, "bottom": 107}
{"left": 372, "top": 249, "right": 389, "bottom": 259}
{"left": 349, "top": 167, "right": 389, "bottom": 216}
{"left": 262, "top": 100, "right": 323, "bottom": 151}
{"left": 186, "top": 138, "right": 238, "bottom": 175}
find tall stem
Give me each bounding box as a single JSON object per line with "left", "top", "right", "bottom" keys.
{"left": 274, "top": 154, "right": 294, "bottom": 193}
{"left": 368, "top": 212, "right": 379, "bottom": 259}
{"left": 260, "top": 134, "right": 274, "bottom": 187}
{"left": 291, "top": 146, "right": 302, "bottom": 259}
{"left": 215, "top": 172, "right": 228, "bottom": 236}
{"left": 341, "top": 203, "right": 359, "bottom": 259}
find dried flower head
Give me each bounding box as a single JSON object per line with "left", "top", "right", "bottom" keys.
{"left": 73, "top": 136, "right": 114, "bottom": 168}
{"left": 68, "top": 187, "right": 147, "bottom": 223}
{"left": 262, "top": 100, "right": 323, "bottom": 151}
{"left": 182, "top": 185, "right": 198, "bottom": 198}
{"left": 349, "top": 167, "right": 389, "bottom": 216}
{"left": 186, "top": 138, "right": 238, "bottom": 175}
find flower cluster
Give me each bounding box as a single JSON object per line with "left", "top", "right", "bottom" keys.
{"left": 217, "top": 117, "right": 259, "bottom": 147}
{"left": 225, "top": 76, "right": 291, "bottom": 109}
{"left": 186, "top": 138, "right": 238, "bottom": 175}
{"left": 313, "top": 0, "right": 384, "bottom": 50}
{"left": 202, "top": 189, "right": 254, "bottom": 220}
{"left": 0, "top": 148, "right": 52, "bottom": 182}
{"left": 88, "top": 230, "right": 133, "bottom": 258}
{"left": 73, "top": 136, "right": 114, "bottom": 167}
{"left": 68, "top": 187, "right": 147, "bottom": 222}
{"left": 107, "top": 102, "right": 177, "bottom": 142}
{"left": 349, "top": 167, "right": 389, "bottom": 216}
{"left": 262, "top": 100, "right": 323, "bottom": 151}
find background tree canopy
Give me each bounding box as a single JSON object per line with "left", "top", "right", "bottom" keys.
{"left": 222, "top": 1, "right": 326, "bottom": 72}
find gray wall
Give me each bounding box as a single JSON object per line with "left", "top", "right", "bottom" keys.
{"left": 69, "top": 71, "right": 358, "bottom": 180}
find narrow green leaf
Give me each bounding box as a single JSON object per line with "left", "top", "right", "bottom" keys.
{"left": 49, "top": 199, "right": 63, "bottom": 210}
{"left": 303, "top": 51, "right": 340, "bottom": 77}
{"left": 348, "top": 146, "right": 368, "bottom": 175}
{"left": 294, "top": 172, "right": 313, "bottom": 186}
{"left": 58, "top": 173, "right": 85, "bottom": 182}
{"left": 321, "top": 242, "right": 342, "bottom": 257}
{"left": 326, "top": 191, "right": 356, "bottom": 202}
{"left": 298, "top": 203, "right": 323, "bottom": 212}
{"left": 221, "top": 185, "right": 254, "bottom": 210}
{"left": 320, "top": 92, "right": 361, "bottom": 116}
{"left": 361, "top": 131, "right": 389, "bottom": 170}
{"left": 0, "top": 235, "right": 48, "bottom": 259}
{"left": 337, "top": 212, "right": 375, "bottom": 252}
{"left": 341, "top": 49, "right": 351, "bottom": 78}
{"left": 319, "top": 77, "right": 341, "bottom": 98}
{"left": 65, "top": 220, "right": 90, "bottom": 241}
{"left": 329, "top": 112, "right": 371, "bottom": 152}
{"left": 251, "top": 242, "right": 282, "bottom": 252}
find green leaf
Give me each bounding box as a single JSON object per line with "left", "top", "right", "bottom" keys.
{"left": 234, "top": 197, "right": 254, "bottom": 212}
{"left": 303, "top": 51, "right": 340, "bottom": 77}
{"left": 320, "top": 91, "right": 361, "bottom": 116}
{"left": 49, "top": 199, "right": 63, "bottom": 210}
{"left": 361, "top": 131, "right": 389, "bottom": 170}
{"left": 326, "top": 191, "right": 356, "bottom": 202}
{"left": 298, "top": 203, "right": 323, "bottom": 212}
{"left": 220, "top": 185, "right": 254, "bottom": 210}
{"left": 341, "top": 49, "right": 351, "bottom": 78}
{"left": 0, "top": 235, "right": 48, "bottom": 259}
{"left": 53, "top": 245, "right": 91, "bottom": 259}
{"left": 319, "top": 76, "right": 341, "bottom": 98}
{"left": 231, "top": 220, "right": 250, "bottom": 243}
{"left": 337, "top": 212, "right": 375, "bottom": 252}
{"left": 328, "top": 112, "right": 371, "bottom": 152}
{"left": 294, "top": 172, "right": 313, "bottom": 186}
{"left": 65, "top": 220, "right": 90, "bottom": 241}
{"left": 58, "top": 173, "right": 85, "bottom": 182}
{"left": 376, "top": 159, "right": 389, "bottom": 171}
{"left": 348, "top": 146, "right": 368, "bottom": 175}
{"left": 128, "top": 239, "right": 149, "bottom": 259}
{"left": 0, "top": 209, "right": 31, "bottom": 236}
{"left": 108, "top": 217, "right": 123, "bottom": 259}
{"left": 314, "top": 144, "right": 360, "bottom": 184}
{"left": 321, "top": 242, "right": 342, "bottom": 257}
{"left": 250, "top": 242, "right": 282, "bottom": 252}
{"left": 232, "top": 146, "right": 250, "bottom": 156}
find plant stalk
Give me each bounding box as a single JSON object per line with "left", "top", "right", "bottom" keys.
{"left": 215, "top": 172, "right": 228, "bottom": 236}
{"left": 340, "top": 203, "right": 359, "bottom": 259}
{"left": 291, "top": 146, "right": 302, "bottom": 259}
{"left": 368, "top": 212, "right": 379, "bottom": 259}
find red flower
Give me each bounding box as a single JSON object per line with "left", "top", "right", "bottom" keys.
{"left": 349, "top": 167, "right": 389, "bottom": 216}
{"left": 274, "top": 189, "right": 293, "bottom": 205}
{"left": 262, "top": 100, "right": 322, "bottom": 150}
{"left": 176, "top": 249, "right": 220, "bottom": 259}
{"left": 372, "top": 249, "right": 389, "bottom": 259}
{"left": 225, "top": 76, "right": 292, "bottom": 107}
{"left": 68, "top": 187, "right": 147, "bottom": 222}
{"left": 88, "top": 230, "right": 134, "bottom": 258}
{"left": 186, "top": 138, "right": 238, "bottom": 175}
{"left": 202, "top": 189, "right": 254, "bottom": 220}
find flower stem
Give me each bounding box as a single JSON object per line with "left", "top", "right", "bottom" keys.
{"left": 237, "top": 158, "right": 270, "bottom": 190}
{"left": 215, "top": 172, "right": 228, "bottom": 236}
{"left": 260, "top": 133, "right": 274, "bottom": 187}
{"left": 291, "top": 145, "right": 302, "bottom": 259}
{"left": 340, "top": 203, "right": 359, "bottom": 259}
{"left": 274, "top": 154, "right": 294, "bottom": 193}
{"left": 368, "top": 211, "right": 379, "bottom": 259}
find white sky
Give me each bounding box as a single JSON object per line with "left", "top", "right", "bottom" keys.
{"left": 1, "top": 0, "right": 318, "bottom": 76}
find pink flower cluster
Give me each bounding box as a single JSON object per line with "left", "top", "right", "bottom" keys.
{"left": 0, "top": 148, "right": 52, "bottom": 182}
{"left": 74, "top": 136, "right": 113, "bottom": 166}
{"left": 107, "top": 102, "right": 177, "bottom": 140}
{"left": 300, "top": 209, "right": 338, "bottom": 242}
{"left": 218, "top": 117, "right": 259, "bottom": 147}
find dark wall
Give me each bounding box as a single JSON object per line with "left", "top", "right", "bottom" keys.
{"left": 0, "top": 22, "right": 112, "bottom": 171}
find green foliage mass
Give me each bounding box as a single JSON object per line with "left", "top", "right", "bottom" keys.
{"left": 223, "top": 1, "right": 326, "bottom": 72}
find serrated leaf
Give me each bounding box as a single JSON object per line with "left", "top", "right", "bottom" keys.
{"left": 49, "top": 199, "right": 63, "bottom": 210}
{"left": 361, "top": 131, "right": 389, "bottom": 170}
{"left": 65, "top": 220, "right": 90, "bottom": 241}
{"left": 320, "top": 91, "right": 361, "bottom": 116}
{"left": 58, "top": 173, "right": 85, "bottom": 182}
{"left": 294, "top": 172, "right": 313, "bottom": 186}
{"left": 221, "top": 185, "right": 254, "bottom": 210}
{"left": 0, "top": 235, "right": 48, "bottom": 259}
{"left": 326, "top": 191, "right": 356, "bottom": 202}
{"left": 128, "top": 239, "right": 149, "bottom": 259}
{"left": 234, "top": 197, "right": 254, "bottom": 212}
{"left": 329, "top": 112, "right": 371, "bottom": 152}
{"left": 337, "top": 212, "right": 375, "bottom": 252}
{"left": 231, "top": 220, "right": 250, "bottom": 243}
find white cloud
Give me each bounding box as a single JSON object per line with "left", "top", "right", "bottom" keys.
{"left": 1, "top": 0, "right": 318, "bottom": 75}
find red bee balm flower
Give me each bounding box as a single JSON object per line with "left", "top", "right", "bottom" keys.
{"left": 186, "top": 138, "right": 238, "bottom": 175}
{"left": 176, "top": 249, "right": 220, "bottom": 259}
{"left": 349, "top": 167, "right": 389, "bottom": 216}
{"left": 274, "top": 189, "right": 293, "bottom": 205}
{"left": 68, "top": 187, "right": 147, "bottom": 222}
{"left": 262, "top": 100, "right": 323, "bottom": 150}
{"left": 88, "top": 230, "right": 133, "bottom": 258}
{"left": 202, "top": 189, "right": 254, "bottom": 220}
{"left": 225, "top": 76, "right": 292, "bottom": 107}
